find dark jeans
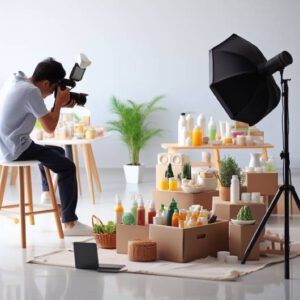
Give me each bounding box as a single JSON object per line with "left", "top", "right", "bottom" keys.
{"left": 16, "top": 141, "right": 78, "bottom": 223}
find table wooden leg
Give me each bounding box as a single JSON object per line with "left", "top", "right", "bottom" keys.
{"left": 10, "top": 167, "right": 18, "bottom": 185}
{"left": 87, "top": 144, "right": 102, "bottom": 192}
{"left": 72, "top": 145, "right": 82, "bottom": 196}
{"left": 24, "top": 167, "right": 35, "bottom": 225}
{"left": 261, "top": 148, "right": 268, "bottom": 161}
{"left": 213, "top": 149, "right": 221, "bottom": 174}
{"left": 18, "top": 167, "right": 26, "bottom": 249}
{"left": 44, "top": 167, "right": 64, "bottom": 239}
{"left": 82, "top": 144, "right": 95, "bottom": 204}
{"left": 0, "top": 166, "right": 9, "bottom": 209}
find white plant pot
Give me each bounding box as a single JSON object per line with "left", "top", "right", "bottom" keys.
{"left": 123, "top": 164, "right": 143, "bottom": 183}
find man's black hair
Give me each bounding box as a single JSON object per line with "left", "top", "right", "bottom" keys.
{"left": 32, "top": 57, "right": 66, "bottom": 84}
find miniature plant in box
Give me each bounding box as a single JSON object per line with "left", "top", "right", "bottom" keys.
{"left": 182, "top": 163, "right": 192, "bottom": 180}
{"left": 219, "top": 156, "right": 243, "bottom": 201}
{"left": 165, "top": 163, "right": 174, "bottom": 178}
{"left": 237, "top": 206, "right": 254, "bottom": 221}
{"left": 219, "top": 156, "right": 243, "bottom": 187}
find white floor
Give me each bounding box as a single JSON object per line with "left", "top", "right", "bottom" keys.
{"left": 0, "top": 168, "right": 300, "bottom": 300}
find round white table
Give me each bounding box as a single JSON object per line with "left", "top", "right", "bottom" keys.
{"left": 34, "top": 133, "right": 112, "bottom": 204}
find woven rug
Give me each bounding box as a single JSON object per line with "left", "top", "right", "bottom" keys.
{"left": 27, "top": 242, "right": 300, "bottom": 281}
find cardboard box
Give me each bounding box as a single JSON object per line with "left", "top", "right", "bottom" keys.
{"left": 229, "top": 222, "right": 262, "bottom": 260}
{"left": 149, "top": 221, "right": 229, "bottom": 263}
{"left": 276, "top": 193, "right": 300, "bottom": 215}
{"left": 212, "top": 197, "right": 266, "bottom": 223}
{"left": 245, "top": 172, "right": 278, "bottom": 196}
{"left": 156, "top": 164, "right": 183, "bottom": 189}
{"left": 116, "top": 224, "right": 149, "bottom": 254}
{"left": 152, "top": 190, "right": 218, "bottom": 211}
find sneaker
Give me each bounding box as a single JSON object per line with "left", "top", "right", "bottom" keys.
{"left": 63, "top": 221, "right": 93, "bottom": 236}
{"left": 40, "top": 191, "right": 61, "bottom": 205}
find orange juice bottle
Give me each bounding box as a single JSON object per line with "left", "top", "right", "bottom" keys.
{"left": 172, "top": 209, "right": 179, "bottom": 227}
{"left": 192, "top": 125, "right": 202, "bottom": 146}
{"left": 179, "top": 209, "right": 187, "bottom": 221}
{"left": 114, "top": 194, "right": 124, "bottom": 224}
{"left": 159, "top": 177, "right": 169, "bottom": 190}
{"left": 169, "top": 177, "right": 178, "bottom": 191}
{"left": 196, "top": 216, "right": 204, "bottom": 226}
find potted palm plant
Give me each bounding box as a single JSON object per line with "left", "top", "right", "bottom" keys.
{"left": 107, "top": 96, "right": 165, "bottom": 183}
{"left": 219, "top": 156, "right": 243, "bottom": 201}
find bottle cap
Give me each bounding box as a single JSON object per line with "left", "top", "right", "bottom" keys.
{"left": 180, "top": 112, "right": 186, "bottom": 116}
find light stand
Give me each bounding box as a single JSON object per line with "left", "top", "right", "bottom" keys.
{"left": 241, "top": 70, "right": 300, "bottom": 279}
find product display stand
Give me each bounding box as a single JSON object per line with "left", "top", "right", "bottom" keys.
{"left": 161, "top": 143, "right": 273, "bottom": 174}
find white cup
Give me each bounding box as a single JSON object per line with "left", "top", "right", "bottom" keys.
{"left": 202, "top": 152, "right": 211, "bottom": 163}
{"left": 251, "top": 192, "right": 261, "bottom": 203}
{"left": 217, "top": 251, "right": 230, "bottom": 263}
{"left": 241, "top": 193, "right": 251, "bottom": 203}
{"left": 226, "top": 255, "right": 238, "bottom": 264}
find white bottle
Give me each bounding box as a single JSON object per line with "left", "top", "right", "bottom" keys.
{"left": 230, "top": 175, "right": 240, "bottom": 204}
{"left": 178, "top": 113, "right": 187, "bottom": 146}
{"left": 197, "top": 114, "right": 206, "bottom": 137}
{"left": 186, "top": 114, "right": 194, "bottom": 140}
{"left": 208, "top": 117, "right": 217, "bottom": 142}
{"left": 114, "top": 194, "right": 124, "bottom": 224}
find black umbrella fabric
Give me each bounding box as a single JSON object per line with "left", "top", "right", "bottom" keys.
{"left": 209, "top": 34, "right": 281, "bottom": 126}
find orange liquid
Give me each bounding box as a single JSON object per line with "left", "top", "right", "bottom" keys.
{"left": 169, "top": 179, "right": 178, "bottom": 191}
{"left": 192, "top": 128, "right": 202, "bottom": 146}
{"left": 160, "top": 178, "right": 169, "bottom": 190}
{"left": 179, "top": 211, "right": 187, "bottom": 221}
{"left": 172, "top": 213, "right": 179, "bottom": 227}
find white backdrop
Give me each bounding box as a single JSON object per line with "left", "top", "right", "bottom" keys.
{"left": 0, "top": 0, "right": 299, "bottom": 168}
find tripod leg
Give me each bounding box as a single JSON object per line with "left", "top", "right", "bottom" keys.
{"left": 290, "top": 186, "right": 300, "bottom": 210}
{"left": 241, "top": 186, "right": 284, "bottom": 264}
{"left": 284, "top": 186, "right": 290, "bottom": 279}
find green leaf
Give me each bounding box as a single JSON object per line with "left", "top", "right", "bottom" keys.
{"left": 106, "top": 95, "right": 166, "bottom": 165}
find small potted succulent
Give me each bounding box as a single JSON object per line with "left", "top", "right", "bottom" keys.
{"left": 219, "top": 156, "right": 243, "bottom": 201}
{"left": 107, "top": 96, "right": 165, "bottom": 183}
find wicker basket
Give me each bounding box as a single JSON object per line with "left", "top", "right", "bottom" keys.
{"left": 92, "top": 215, "right": 116, "bottom": 249}
{"left": 128, "top": 240, "right": 157, "bottom": 262}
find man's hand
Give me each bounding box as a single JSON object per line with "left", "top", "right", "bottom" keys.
{"left": 55, "top": 86, "right": 70, "bottom": 108}
{"left": 62, "top": 99, "right": 76, "bottom": 108}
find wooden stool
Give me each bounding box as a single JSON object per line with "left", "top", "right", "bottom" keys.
{"left": 0, "top": 161, "right": 64, "bottom": 248}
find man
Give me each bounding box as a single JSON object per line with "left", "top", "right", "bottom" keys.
{"left": 0, "top": 58, "right": 91, "bottom": 236}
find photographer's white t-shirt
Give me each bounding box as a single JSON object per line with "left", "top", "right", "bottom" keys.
{"left": 0, "top": 72, "right": 49, "bottom": 161}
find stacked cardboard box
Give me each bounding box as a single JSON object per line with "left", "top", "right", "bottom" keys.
{"left": 149, "top": 220, "right": 229, "bottom": 263}
{"left": 229, "top": 223, "right": 262, "bottom": 260}
{"left": 116, "top": 224, "right": 149, "bottom": 254}
{"left": 212, "top": 197, "right": 266, "bottom": 222}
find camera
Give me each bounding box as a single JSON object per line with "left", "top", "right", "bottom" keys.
{"left": 56, "top": 54, "right": 91, "bottom": 106}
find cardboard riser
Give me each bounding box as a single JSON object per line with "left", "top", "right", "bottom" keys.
{"left": 212, "top": 197, "right": 266, "bottom": 223}
{"left": 245, "top": 172, "right": 278, "bottom": 196}
{"left": 229, "top": 223, "right": 262, "bottom": 260}
{"left": 116, "top": 224, "right": 149, "bottom": 254}
{"left": 149, "top": 221, "right": 229, "bottom": 263}
{"left": 153, "top": 190, "right": 218, "bottom": 211}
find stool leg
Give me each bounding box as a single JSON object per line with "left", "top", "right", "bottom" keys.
{"left": 0, "top": 166, "right": 9, "bottom": 209}
{"left": 44, "top": 167, "right": 64, "bottom": 239}
{"left": 72, "top": 145, "right": 82, "bottom": 196}
{"left": 87, "top": 144, "right": 102, "bottom": 192}
{"left": 18, "top": 167, "right": 26, "bottom": 248}
{"left": 24, "top": 166, "right": 35, "bottom": 225}
{"left": 10, "top": 167, "right": 18, "bottom": 185}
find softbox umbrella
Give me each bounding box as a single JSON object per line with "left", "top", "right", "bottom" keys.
{"left": 209, "top": 34, "right": 281, "bottom": 126}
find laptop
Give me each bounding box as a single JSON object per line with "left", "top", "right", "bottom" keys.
{"left": 73, "top": 242, "right": 126, "bottom": 273}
